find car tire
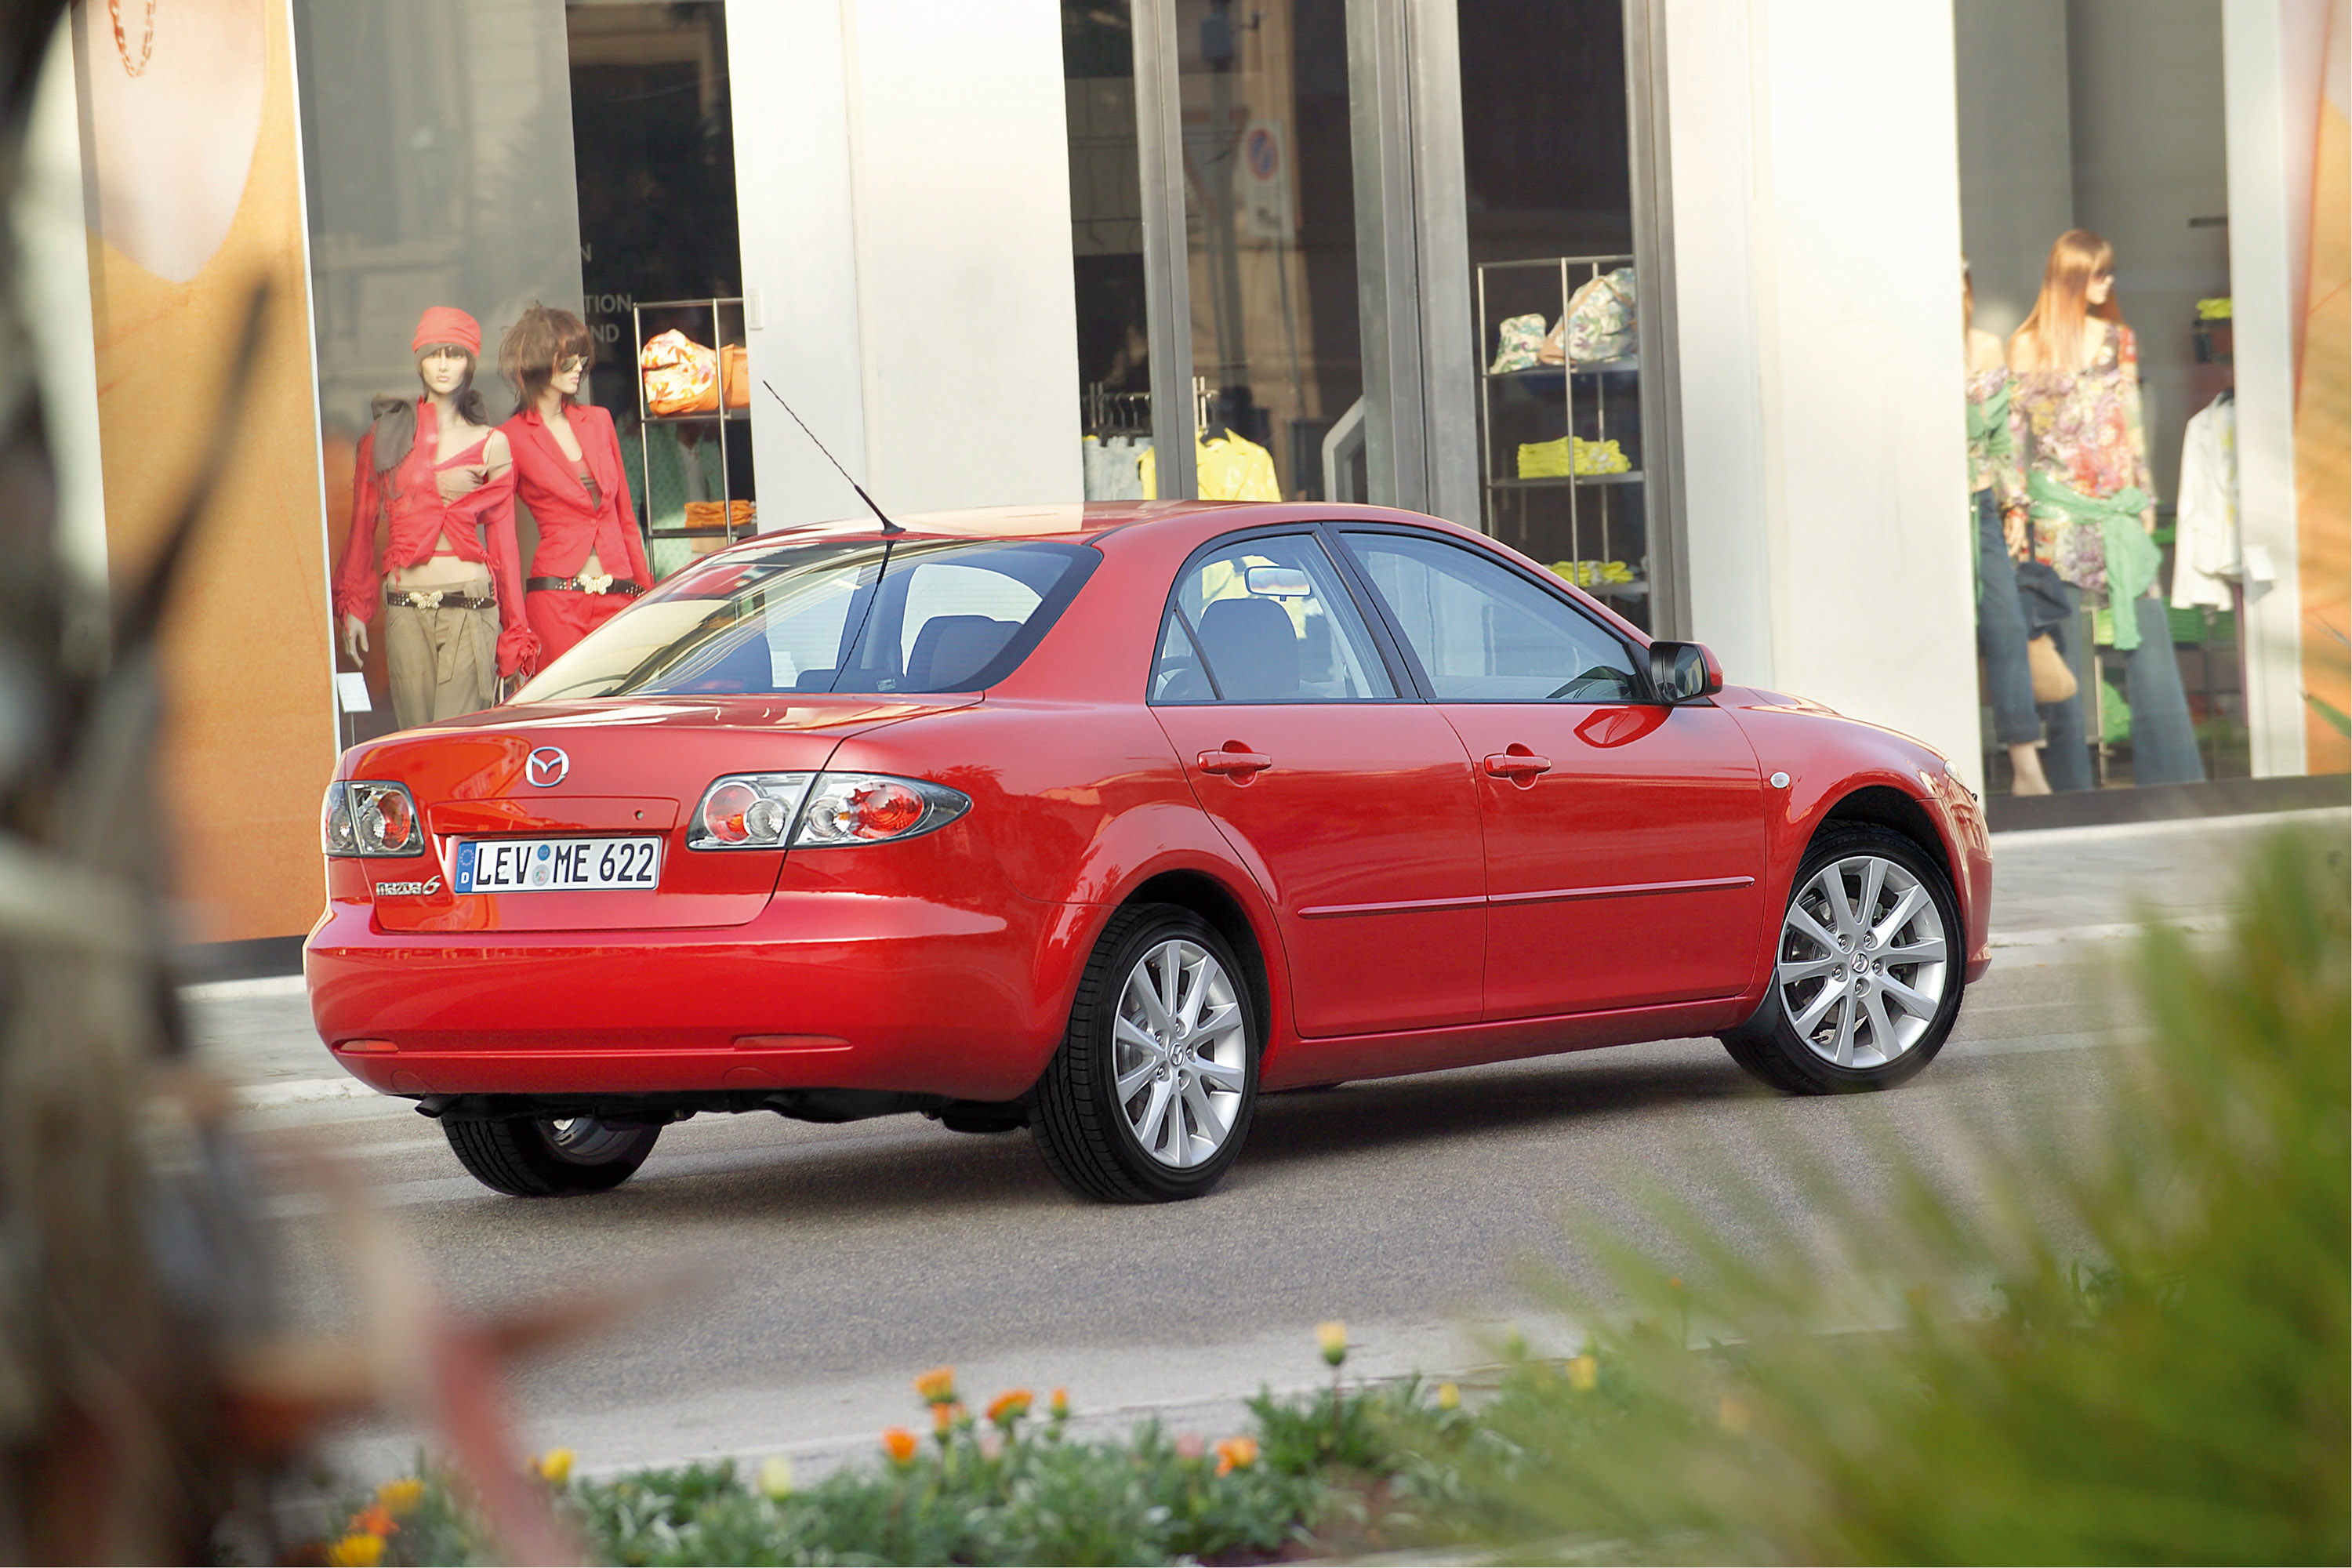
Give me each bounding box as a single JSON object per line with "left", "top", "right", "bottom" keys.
{"left": 1031, "top": 903, "right": 1259, "bottom": 1203}
{"left": 1719, "top": 822, "right": 1965, "bottom": 1095}
{"left": 442, "top": 1116, "right": 662, "bottom": 1196}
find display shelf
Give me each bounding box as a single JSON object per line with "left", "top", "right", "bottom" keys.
{"left": 1475, "top": 254, "right": 1651, "bottom": 631}
{"left": 630, "top": 296, "right": 753, "bottom": 550}
{"left": 1484, "top": 356, "right": 1640, "bottom": 380}
{"left": 1490, "top": 471, "right": 1645, "bottom": 490}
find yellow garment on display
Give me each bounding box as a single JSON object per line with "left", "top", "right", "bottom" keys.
{"left": 1515, "top": 436, "right": 1630, "bottom": 478}
{"left": 1548, "top": 560, "right": 1635, "bottom": 587}
{"left": 1138, "top": 430, "right": 1282, "bottom": 501}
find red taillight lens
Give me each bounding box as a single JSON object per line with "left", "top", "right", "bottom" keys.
{"left": 339, "top": 782, "right": 426, "bottom": 857}
{"left": 373, "top": 789, "right": 413, "bottom": 849}
{"left": 701, "top": 780, "right": 760, "bottom": 844}
{"left": 850, "top": 782, "right": 925, "bottom": 840}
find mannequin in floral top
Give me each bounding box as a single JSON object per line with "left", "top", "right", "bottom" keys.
{"left": 2004, "top": 230, "right": 2203, "bottom": 789}
{"left": 1963, "top": 262, "right": 2049, "bottom": 794}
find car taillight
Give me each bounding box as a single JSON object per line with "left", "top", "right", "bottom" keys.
{"left": 688, "top": 772, "right": 815, "bottom": 849}
{"left": 322, "top": 781, "right": 425, "bottom": 857}
{"left": 687, "top": 771, "right": 967, "bottom": 851}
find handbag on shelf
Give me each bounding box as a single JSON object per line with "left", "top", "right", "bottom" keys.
{"left": 641, "top": 329, "right": 720, "bottom": 416}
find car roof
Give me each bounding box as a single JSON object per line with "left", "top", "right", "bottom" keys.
{"left": 717, "top": 500, "right": 1480, "bottom": 549}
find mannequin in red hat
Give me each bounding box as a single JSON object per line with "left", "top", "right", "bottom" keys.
{"left": 334, "top": 307, "right": 539, "bottom": 728}
{"left": 497, "top": 304, "right": 654, "bottom": 666}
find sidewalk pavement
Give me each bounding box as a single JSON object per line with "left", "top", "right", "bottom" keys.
{"left": 185, "top": 807, "right": 2349, "bottom": 1108}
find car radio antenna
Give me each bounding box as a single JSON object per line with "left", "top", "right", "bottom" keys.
{"left": 761, "top": 379, "right": 902, "bottom": 535}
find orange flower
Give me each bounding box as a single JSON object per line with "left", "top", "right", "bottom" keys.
{"left": 347, "top": 1505, "right": 400, "bottom": 1539}
{"left": 933, "top": 1399, "right": 966, "bottom": 1434}
{"left": 881, "top": 1427, "right": 920, "bottom": 1464}
{"left": 1049, "top": 1387, "right": 1071, "bottom": 1420}
{"left": 1214, "top": 1436, "right": 1259, "bottom": 1475}
{"left": 913, "top": 1366, "right": 958, "bottom": 1406}
{"left": 984, "top": 1388, "right": 1032, "bottom": 1428}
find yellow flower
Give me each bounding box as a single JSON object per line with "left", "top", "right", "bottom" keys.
{"left": 758, "top": 1454, "right": 794, "bottom": 1500}
{"left": 1436, "top": 1381, "right": 1461, "bottom": 1411}
{"left": 325, "top": 1534, "right": 385, "bottom": 1568}
{"left": 882, "top": 1427, "right": 920, "bottom": 1464}
{"left": 1049, "top": 1387, "right": 1071, "bottom": 1420}
{"left": 1316, "top": 1320, "right": 1348, "bottom": 1367}
{"left": 913, "top": 1366, "right": 959, "bottom": 1406}
{"left": 1213, "top": 1435, "right": 1259, "bottom": 1475}
{"left": 1719, "top": 1395, "right": 1753, "bottom": 1435}
{"left": 534, "top": 1448, "right": 573, "bottom": 1486}
{"left": 374, "top": 1478, "right": 423, "bottom": 1516}
{"left": 1566, "top": 1355, "right": 1599, "bottom": 1392}
{"left": 985, "top": 1388, "right": 1033, "bottom": 1428}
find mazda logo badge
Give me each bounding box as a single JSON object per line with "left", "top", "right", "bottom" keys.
{"left": 525, "top": 746, "right": 570, "bottom": 787}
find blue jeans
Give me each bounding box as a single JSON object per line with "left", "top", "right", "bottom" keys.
{"left": 1973, "top": 489, "right": 2040, "bottom": 746}
{"left": 2038, "top": 583, "right": 2206, "bottom": 791}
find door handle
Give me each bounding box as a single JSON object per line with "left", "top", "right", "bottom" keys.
{"left": 1483, "top": 748, "right": 1552, "bottom": 782}
{"left": 1197, "top": 748, "right": 1272, "bottom": 777}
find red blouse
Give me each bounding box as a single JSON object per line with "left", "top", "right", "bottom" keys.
{"left": 333, "top": 401, "right": 528, "bottom": 640}
{"left": 499, "top": 402, "right": 654, "bottom": 587}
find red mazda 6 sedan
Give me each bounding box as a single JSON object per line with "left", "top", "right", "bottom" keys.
{"left": 307, "top": 502, "right": 1991, "bottom": 1203}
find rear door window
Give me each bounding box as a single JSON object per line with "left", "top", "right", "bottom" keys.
{"left": 1150, "top": 532, "right": 1396, "bottom": 703}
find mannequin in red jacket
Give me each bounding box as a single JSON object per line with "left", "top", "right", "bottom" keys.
{"left": 334, "top": 307, "right": 538, "bottom": 727}
{"left": 497, "top": 305, "right": 654, "bottom": 666}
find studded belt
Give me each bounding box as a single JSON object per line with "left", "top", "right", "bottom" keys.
{"left": 386, "top": 588, "right": 496, "bottom": 611}
{"left": 525, "top": 575, "right": 645, "bottom": 597}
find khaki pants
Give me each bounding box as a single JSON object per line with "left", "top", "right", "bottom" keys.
{"left": 384, "top": 572, "right": 499, "bottom": 729}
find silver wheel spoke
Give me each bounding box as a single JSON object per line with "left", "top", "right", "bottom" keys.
{"left": 1831, "top": 993, "right": 1858, "bottom": 1066}
{"left": 1856, "top": 857, "right": 1888, "bottom": 927}
{"left": 1815, "top": 866, "right": 1861, "bottom": 937}
{"left": 1180, "top": 1075, "right": 1227, "bottom": 1148}
{"left": 1885, "top": 936, "right": 1946, "bottom": 966}
{"left": 1133, "top": 1076, "right": 1173, "bottom": 1152}
{"left": 1878, "top": 972, "right": 1939, "bottom": 1019}
{"left": 1792, "top": 980, "right": 1845, "bottom": 1035}
{"left": 1860, "top": 989, "right": 1899, "bottom": 1054}
{"left": 1115, "top": 1058, "right": 1159, "bottom": 1101}
{"left": 1871, "top": 886, "right": 1928, "bottom": 946}
{"left": 1193, "top": 1055, "right": 1246, "bottom": 1091}
{"left": 1784, "top": 902, "right": 1839, "bottom": 954}
{"left": 1114, "top": 1014, "right": 1158, "bottom": 1054}
{"left": 1192, "top": 1001, "right": 1241, "bottom": 1041}
{"left": 1132, "top": 968, "right": 1177, "bottom": 1037}
{"left": 1777, "top": 954, "right": 1842, "bottom": 984}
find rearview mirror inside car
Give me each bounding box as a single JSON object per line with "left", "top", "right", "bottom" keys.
{"left": 1648, "top": 641, "right": 1723, "bottom": 704}
{"left": 1243, "top": 565, "right": 1312, "bottom": 598}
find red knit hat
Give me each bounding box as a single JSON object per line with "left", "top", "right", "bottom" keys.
{"left": 412, "top": 306, "right": 481, "bottom": 357}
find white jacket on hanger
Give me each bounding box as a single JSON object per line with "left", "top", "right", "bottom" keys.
{"left": 2172, "top": 392, "right": 2238, "bottom": 610}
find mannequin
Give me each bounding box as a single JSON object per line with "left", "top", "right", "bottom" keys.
{"left": 497, "top": 304, "right": 654, "bottom": 666}
{"left": 333, "top": 307, "right": 536, "bottom": 729}
{"left": 2005, "top": 230, "right": 2204, "bottom": 789}
{"left": 1962, "top": 261, "right": 2049, "bottom": 794}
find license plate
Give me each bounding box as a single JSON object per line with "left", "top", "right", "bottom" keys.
{"left": 452, "top": 837, "right": 662, "bottom": 894}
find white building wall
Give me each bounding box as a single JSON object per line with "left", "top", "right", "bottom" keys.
{"left": 731, "top": 0, "right": 1082, "bottom": 528}
{"left": 1662, "top": 0, "right": 1984, "bottom": 791}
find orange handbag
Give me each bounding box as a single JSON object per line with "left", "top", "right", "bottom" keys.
{"left": 721, "top": 343, "right": 750, "bottom": 409}
{"left": 640, "top": 330, "right": 719, "bottom": 416}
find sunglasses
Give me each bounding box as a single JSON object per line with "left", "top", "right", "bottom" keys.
{"left": 557, "top": 354, "right": 589, "bottom": 375}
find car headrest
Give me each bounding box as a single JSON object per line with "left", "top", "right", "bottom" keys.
{"left": 1196, "top": 596, "right": 1299, "bottom": 700}
{"left": 907, "top": 614, "right": 1018, "bottom": 690}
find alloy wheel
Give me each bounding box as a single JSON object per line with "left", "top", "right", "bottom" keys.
{"left": 1774, "top": 854, "right": 1951, "bottom": 1069}
{"left": 1112, "top": 938, "right": 1247, "bottom": 1168}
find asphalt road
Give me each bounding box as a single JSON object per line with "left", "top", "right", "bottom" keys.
{"left": 198, "top": 808, "right": 2343, "bottom": 1478}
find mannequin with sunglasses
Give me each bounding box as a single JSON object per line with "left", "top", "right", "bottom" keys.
{"left": 498, "top": 304, "right": 655, "bottom": 666}
{"left": 2005, "top": 229, "right": 2203, "bottom": 789}
{"left": 333, "top": 307, "right": 536, "bottom": 728}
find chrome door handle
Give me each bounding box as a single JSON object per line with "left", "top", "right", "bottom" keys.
{"left": 1197, "top": 749, "right": 1272, "bottom": 777}
{"left": 1483, "top": 750, "right": 1552, "bottom": 780}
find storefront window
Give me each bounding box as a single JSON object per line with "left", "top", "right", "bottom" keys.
{"left": 1457, "top": 0, "right": 1652, "bottom": 631}
{"left": 296, "top": 0, "right": 748, "bottom": 746}
{"left": 1065, "top": 2, "right": 1159, "bottom": 501}
{"left": 1956, "top": 1, "right": 2241, "bottom": 796}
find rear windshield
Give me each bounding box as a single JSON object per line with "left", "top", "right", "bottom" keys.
{"left": 511, "top": 537, "right": 1098, "bottom": 702}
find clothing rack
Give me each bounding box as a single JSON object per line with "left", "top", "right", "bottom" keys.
{"left": 1082, "top": 382, "right": 1152, "bottom": 437}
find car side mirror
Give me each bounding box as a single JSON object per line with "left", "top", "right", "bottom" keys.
{"left": 1648, "top": 641, "right": 1723, "bottom": 705}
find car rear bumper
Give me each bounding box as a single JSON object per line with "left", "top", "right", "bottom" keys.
{"left": 304, "top": 884, "right": 1078, "bottom": 1104}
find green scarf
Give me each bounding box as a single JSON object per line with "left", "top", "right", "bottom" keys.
{"left": 2026, "top": 469, "right": 2161, "bottom": 650}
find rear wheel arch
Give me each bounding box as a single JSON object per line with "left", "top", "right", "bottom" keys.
{"left": 1121, "top": 869, "right": 1275, "bottom": 1047}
